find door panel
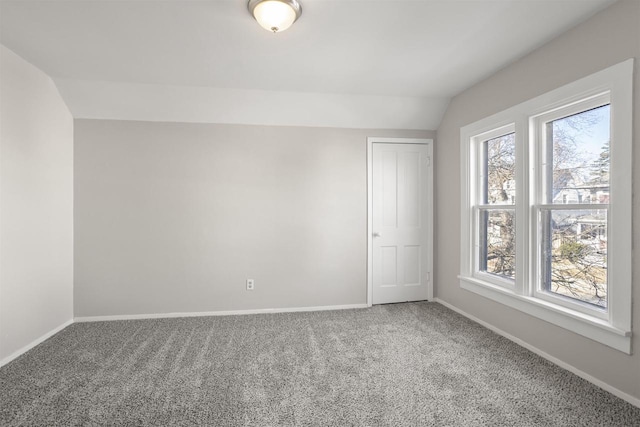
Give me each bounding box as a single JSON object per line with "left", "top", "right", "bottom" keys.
{"left": 404, "top": 151, "right": 421, "bottom": 228}
{"left": 381, "top": 151, "right": 398, "bottom": 228}
{"left": 380, "top": 246, "right": 398, "bottom": 286}
{"left": 372, "top": 143, "right": 431, "bottom": 304}
{"left": 404, "top": 245, "right": 420, "bottom": 285}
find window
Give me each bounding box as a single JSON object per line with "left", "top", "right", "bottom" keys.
{"left": 476, "top": 128, "right": 516, "bottom": 283}
{"left": 460, "top": 60, "right": 633, "bottom": 353}
{"left": 533, "top": 98, "right": 610, "bottom": 315}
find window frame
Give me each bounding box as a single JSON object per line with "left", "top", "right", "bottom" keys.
{"left": 471, "top": 124, "right": 517, "bottom": 289}
{"left": 459, "top": 59, "right": 633, "bottom": 354}
{"left": 530, "top": 94, "right": 611, "bottom": 320}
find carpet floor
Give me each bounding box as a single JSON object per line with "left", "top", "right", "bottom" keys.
{"left": 1, "top": 302, "right": 639, "bottom": 426}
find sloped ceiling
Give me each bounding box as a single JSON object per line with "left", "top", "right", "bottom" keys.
{"left": 0, "top": 0, "right": 614, "bottom": 130}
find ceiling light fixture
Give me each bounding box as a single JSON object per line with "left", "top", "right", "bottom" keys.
{"left": 248, "top": 0, "right": 302, "bottom": 33}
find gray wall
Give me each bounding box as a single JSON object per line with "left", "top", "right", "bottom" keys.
{"left": 0, "top": 45, "right": 74, "bottom": 363}
{"left": 435, "top": 0, "right": 640, "bottom": 400}
{"left": 74, "top": 120, "right": 432, "bottom": 317}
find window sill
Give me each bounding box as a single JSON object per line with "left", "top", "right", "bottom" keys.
{"left": 458, "top": 275, "right": 631, "bottom": 354}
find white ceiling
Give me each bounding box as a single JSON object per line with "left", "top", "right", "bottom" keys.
{"left": 0, "top": 0, "right": 615, "bottom": 129}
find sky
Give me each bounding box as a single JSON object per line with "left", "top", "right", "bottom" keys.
{"left": 553, "top": 104, "right": 610, "bottom": 165}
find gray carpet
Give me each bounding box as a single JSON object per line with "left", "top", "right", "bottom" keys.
{"left": 1, "top": 302, "right": 639, "bottom": 426}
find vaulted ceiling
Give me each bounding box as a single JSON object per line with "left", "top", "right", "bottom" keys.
{"left": 0, "top": 0, "right": 615, "bottom": 129}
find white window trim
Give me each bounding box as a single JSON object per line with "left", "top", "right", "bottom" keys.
{"left": 459, "top": 59, "right": 633, "bottom": 354}
{"left": 530, "top": 93, "right": 611, "bottom": 321}
{"left": 470, "top": 124, "right": 517, "bottom": 290}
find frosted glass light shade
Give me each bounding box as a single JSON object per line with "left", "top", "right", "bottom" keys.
{"left": 249, "top": 0, "right": 302, "bottom": 33}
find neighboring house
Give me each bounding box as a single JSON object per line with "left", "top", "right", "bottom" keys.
{"left": 552, "top": 169, "right": 609, "bottom": 205}
{"left": 547, "top": 170, "right": 608, "bottom": 253}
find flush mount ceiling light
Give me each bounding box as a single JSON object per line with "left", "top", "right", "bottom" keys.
{"left": 248, "top": 0, "right": 302, "bottom": 33}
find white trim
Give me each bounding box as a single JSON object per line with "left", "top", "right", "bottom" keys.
{"left": 434, "top": 298, "right": 640, "bottom": 409}
{"left": 460, "top": 276, "right": 630, "bottom": 353}
{"left": 366, "top": 137, "right": 432, "bottom": 145}
{"left": 459, "top": 59, "right": 633, "bottom": 353}
{"left": 606, "top": 59, "right": 634, "bottom": 332}
{"left": 74, "top": 304, "right": 368, "bottom": 323}
{"left": 0, "top": 319, "right": 74, "bottom": 367}
{"left": 367, "top": 139, "right": 374, "bottom": 307}
{"left": 530, "top": 93, "right": 612, "bottom": 320}
{"left": 367, "top": 137, "right": 434, "bottom": 307}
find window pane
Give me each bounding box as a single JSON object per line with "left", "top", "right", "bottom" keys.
{"left": 482, "top": 133, "right": 516, "bottom": 205}
{"left": 546, "top": 105, "right": 610, "bottom": 204}
{"left": 480, "top": 209, "right": 515, "bottom": 280}
{"left": 541, "top": 209, "right": 607, "bottom": 308}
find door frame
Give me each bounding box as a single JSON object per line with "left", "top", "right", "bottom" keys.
{"left": 367, "top": 137, "right": 434, "bottom": 306}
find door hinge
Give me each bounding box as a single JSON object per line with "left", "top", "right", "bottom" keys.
{"left": 426, "top": 272, "right": 431, "bottom": 282}
{"left": 426, "top": 156, "right": 431, "bottom": 167}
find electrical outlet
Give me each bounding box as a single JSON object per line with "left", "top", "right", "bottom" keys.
{"left": 246, "top": 279, "right": 255, "bottom": 291}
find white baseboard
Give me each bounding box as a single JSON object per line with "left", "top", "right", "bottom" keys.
{"left": 434, "top": 298, "right": 640, "bottom": 409}
{"left": 74, "top": 303, "right": 369, "bottom": 323}
{"left": 0, "top": 319, "right": 74, "bottom": 368}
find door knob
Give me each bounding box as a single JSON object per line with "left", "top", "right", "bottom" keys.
{"left": 373, "top": 232, "right": 381, "bottom": 238}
